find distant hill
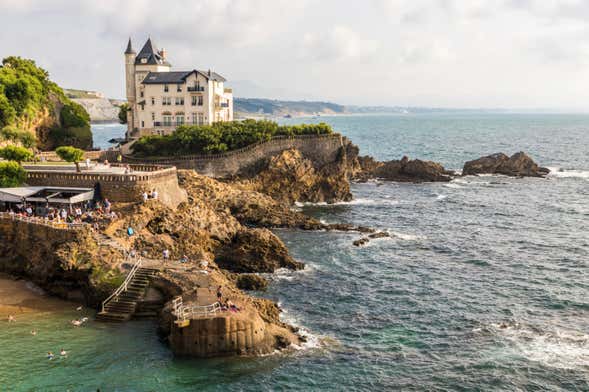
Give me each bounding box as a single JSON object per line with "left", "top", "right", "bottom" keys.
{"left": 235, "top": 98, "right": 346, "bottom": 117}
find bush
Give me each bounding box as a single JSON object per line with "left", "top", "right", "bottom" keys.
{"left": 0, "top": 161, "right": 26, "bottom": 187}
{"left": 0, "top": 93, "right": 16, "bottom": 128}
{"left": 131, "top": 119, "right": 333, "bottom": 157}
{"left": 0, "top": 126, "right": 36, "bottom": 148}
{"left": 0, "top": 145, "right": 33, "bottom": 163}
{"left": 55, "top": 145, "right": 85, "bottom": 172}
{"left": 49, "top": 126, "right": 92, "bottom": 150}
{"left": 60, "top": 102, "right": 90, "bottom": 128}
{"left": 118, "top": 103, "right": 129, "bottom": 124}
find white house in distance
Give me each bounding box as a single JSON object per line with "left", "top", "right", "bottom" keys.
{"left": 124, "top": 37, "right": 233, "bottom": 140}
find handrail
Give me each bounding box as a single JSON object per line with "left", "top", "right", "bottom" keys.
{"left": 101, "top": 256, "right": 143, "bottom": 313}
{"left": 0, "top": 212, "right": 87, "bottom": 231}
{"left": 174, "top": 301, "right": 221, "bottom": 321}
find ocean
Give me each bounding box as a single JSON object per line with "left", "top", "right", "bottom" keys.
{"left": 2, "top": 114, "right": 588, "bottom": 391}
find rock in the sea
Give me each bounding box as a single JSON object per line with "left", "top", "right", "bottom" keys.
{"left": 235, "top": 274, "right": 269, "bottom": 291}
{"left": 373, "top": 156, "right": 455, "bottom": 182}
{"left": 368, "top": 231, "right": 390, "bottom": 239}
{"left": 215, "top": 228, "right": 304, "bottom": 273}
{"left": 463, "top": 152, "right": 550, "bottom": 177}
{"left": 353, "top": 237, "right": 370, "bottom": 246}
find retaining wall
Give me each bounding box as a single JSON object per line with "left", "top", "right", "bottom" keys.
{"left": 123, "top": 134, "right": 344, "bottom": 178}
{"left": 25, "top": 164, "right": 187, "bottom": 208}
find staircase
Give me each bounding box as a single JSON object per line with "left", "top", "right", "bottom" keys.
{"left": 96, "top": 261, "right": 160, "bottom": 322}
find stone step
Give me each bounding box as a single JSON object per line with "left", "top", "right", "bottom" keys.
{"left": 95, "top": 312, "right": 130, "bottom": 322}
{"left": 133, "top": 311, "right": 159, "bottom": 319}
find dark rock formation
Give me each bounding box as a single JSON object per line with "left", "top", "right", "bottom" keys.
{"left": 353, "top": 238, "right": 370, "bottom": 247}
{"left": 463, "top": 152, "right": 550, "bottom": 177}
{"left": 235, "top": 274, "right": 269, "bottom": 291}
{"left": 355, "top": 155, "right": 455, "bottom": 182}
{"left": 215, "top": 229, "right": 304, "bottom": 273}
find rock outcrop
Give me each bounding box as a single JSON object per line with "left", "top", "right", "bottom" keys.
{"left": 236, "top": 148, "right": 352, "bottom": 204}
{"left": 353, "top": 154, "right": 455, "bottom": 182}
{"left": 72, "top": 98, "right": 119, "bottom": 123}
{"left": 463, "top": 152, "right": 550, "bottom": 177}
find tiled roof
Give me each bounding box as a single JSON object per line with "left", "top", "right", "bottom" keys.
{"left": 141, "top": 70, "right": 227, "bottom": 84}
{"left": 134, "top": 38, "right": 171, "bottom": 66}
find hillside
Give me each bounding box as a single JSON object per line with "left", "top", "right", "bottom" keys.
{"left": 235, "top": 98, "right": 346, "bottom": 117}
{"left": 0, "top": 57, "right": 92, "bottom": 150}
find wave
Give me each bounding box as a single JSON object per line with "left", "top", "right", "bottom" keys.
{"left": 269, "top": 263, "right": 318, "bottom": 282}
{"left": 479, "top": 321, "right": 589, "bottom": 370}
{"left": 279, "top": 307, "right": 323, "bottom": 351}
{"left": 388, "top": 230, "right": 425, "bottom": 241}
{"left": 435, "top": 194, "right": 448, "bottom": 201}
{"left": 295, "top": 198, "right": 399, "bottom": 208}
{"left": 547, "top": 167, "right": 589, "bottom": 180}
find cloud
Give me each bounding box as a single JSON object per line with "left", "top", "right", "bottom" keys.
{"left": 301, "top": 26, "right": 379, "bottom": 61}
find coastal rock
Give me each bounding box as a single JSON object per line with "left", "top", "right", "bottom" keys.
{"left": 236, "top": 148, "right": 353, "bottom": 205}
{"left": 463, "top": 152, "right": 550, "bottom": 177}
{"left": 373, "top": 156, "right": 455, "bottom": 182}
{"left": 353, "top": 238, "right": 370, "bottom": 246}
{"left": 215, "top": 229, "right": 303, "bottom": 273}
{"left": 235, "top": 274, "right": 269, "bottom": 291}
{"left": 368, "top": 231, "right": 390, "bottom": 239}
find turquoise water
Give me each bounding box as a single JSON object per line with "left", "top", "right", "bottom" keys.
{"left": 3, "top": 114, "right": 589, "bottom": 390}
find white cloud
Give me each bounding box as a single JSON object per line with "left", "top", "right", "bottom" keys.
{"left": 302, "top": 26, "right": 379, "bottom": 61}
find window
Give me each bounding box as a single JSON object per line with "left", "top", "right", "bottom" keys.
{"left": 140, "top": 91, "right": 144, "bottom": 98}
{"left": 162, "top": 97, "right": 171, "bottom": 106}
{"left": 176, "top": 115, "right": 185, "bottom": 125}
{"left": 198, "top": 113, "right": 204, "bottom": 125}
{"left": 164, "top": 85, "right": 169, "bottom": 92}
{"left": 175, "top": 97, "right": 184, "bottom": 105}
{"left": 151, "top": 97, "right": 155, "bottom": 105}
{"left": 198, "top": 96, "right": 203, "bottom": 106}
{"left": 163, "top": 115, "right": 172, "bottom": 126}
{"left": 141, "top": 58, "right": 147, "bottom": 64}
{"left": 151, "top": 112, "right": 155, "bottom": 121}
{"left": 177, "top": 85, "right": 182, "bottom": 92}
{"left": 191, "top": 113, "right": 197, "bottom": 124}
{"left": 191, "top": 96, "right": 197, "bottom": 106}
{"left": 140, "top": 103, "right": 145, "bottom": 111}
{"left": 141, "top": 120, "right": 144, "bottom": 127}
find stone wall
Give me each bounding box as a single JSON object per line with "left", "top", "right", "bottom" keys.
{"left": 169, "top": 312, "right": 274, "bottom": 357}
{"left": 123, "top": 134, "right": 344, "bottom": 178}
{"left": 25, "top": 164, "right": 187, "bottom": 208}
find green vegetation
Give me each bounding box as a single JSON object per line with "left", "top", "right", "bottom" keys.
{"left": 0, "top": 125, "right": 36, "bottom": 148}
{"left": 131, "top": 119, "right": 333, "bottom": 157}
{"left": 0, "top": 145, "right": 33, "bottom": 163}
{"left": 55, "top": 146, "right": 85, "bottom": 172}
{"left": 118, "top": 103, "right": 129, "bottom": 124}
{"left": 0, "top": 56, "right": 92, "bottom": 150}
{"left": 0, "top": 161, "right": 26, "bottom": 187}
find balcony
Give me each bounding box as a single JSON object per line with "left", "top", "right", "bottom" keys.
{"left": 153, "top": 122, "right": 185, "bottom": 127}
{"left": 220, "top": 103, "right": 229, "bottom": 108}
{"left": 188, "top": 86, "right": 205, "bottom": 92}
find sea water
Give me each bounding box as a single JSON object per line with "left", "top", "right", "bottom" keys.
{"left": 2, "top": 114, "right": 588, "bottom": 390}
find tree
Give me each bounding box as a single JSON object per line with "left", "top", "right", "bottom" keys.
{"left": 55, "top": 146, "right": 85, "bottom": 172}
{"left": 118, "top": 103, "right": 129, "bottom": 124}
{"left": 0, "top": 145, "right": 33, "bottom": 163}
{"left": 0, "top": 161, "right": 26, "bottom": 187}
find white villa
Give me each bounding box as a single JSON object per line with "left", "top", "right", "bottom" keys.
{"left": 124, "top": 37, "right": 233, "bottom": 140}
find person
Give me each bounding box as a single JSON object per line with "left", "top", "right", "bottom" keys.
{"left": 31, "top": 330, "right": 37, "bottom": 336}
{"left": 127, "top": 227, "right": 134, "bottom": 237}
{"left": 25, "top": 206, "right": 33, "bottom": 216}
{"left": 129, "top": 249, "right": 137, "bottom": 258}
{"left": 216, "top": 286, "right": 222, "bottom": 303}
{"left": 103, "top": 199, "right": 111, "bottom": 213}
{"left": 117, "top": 154, "right": 122, "bottom": 163}
{"left": 47, "top": 352, "right": 54, "bottom": 360}
{"left": 151, "top": 189, "right": 158, "bottom": 200}
{"left": 85, "top": 158, "right": 91, "bottom": 169}
{"left": 104, "top": 159, "right": 110, "bottom": 167}
{"left": 60, "top": 348, "right": 67, "bottom": 357}
{"left": 198, "top": 260, "right": 209, "bottom": 274}
{"left": 163, "top": 249, "right": 170, "bottom": 263}
{"left": 180, "top": 255, "right": 188, "bottom": 263}
{"left": 7, "top": 315, "right": 15, "bottom": 322}
{"left": 142, "top": 191, "right": 148, "bottom": 203}
{"left": 71, "top": 319, "right": 82, "bottom": 327}
{"left": 60, "top": 208, "right": 67, "bottom": 221}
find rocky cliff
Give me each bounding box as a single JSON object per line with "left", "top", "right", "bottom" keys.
{"left": 72, "top": 98, "right": 120, "bottom": 123}
{"left": 463, "top": 152, "right": 550, "bottom": 177}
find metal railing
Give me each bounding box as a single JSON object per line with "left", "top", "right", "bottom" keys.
{"left": 0, "top": 212, "right": 87, "bottom": 231}
{"left": 101, "top": 256, "right": 143, "bottom": 313}
{"left": 174, "top": 301, "right": 221, "bottom": 321}
{"left": 188, "top": 86, "right": 205, "bottom": 92}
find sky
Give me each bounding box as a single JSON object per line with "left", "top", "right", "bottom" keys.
{"left": 1, "top": 0, "right": 589, "bottom": 110}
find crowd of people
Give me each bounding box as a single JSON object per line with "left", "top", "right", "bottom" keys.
{"left": 0, "top": 198, "right": 118, "bottom": 228}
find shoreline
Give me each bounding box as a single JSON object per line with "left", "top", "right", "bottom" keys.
{"left": 0, "top": 273, "right": 79, "bottom": 318}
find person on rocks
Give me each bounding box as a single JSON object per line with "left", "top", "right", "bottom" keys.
{"left": 7, "top": 315, "right": 15, "bottom": 322}
{"left": 151, "top": 189, "right": 158, "bottom": 200}
{"left": 103, "top": 199, "right": 111, "bottom": 214}
{"left": 142, "top": 191, "right": 148, "bottom": 203}
{"left": 163, "top": 249, "right": 170, "bottom": 263}
{"left": 216, "top": 286, "right": 223, "bottom": 303}
{"left": 199, "top": 260, "right": 209, "bottom": 274}
{"left": 180, "top": 255, "right": 189, "bottom": 264}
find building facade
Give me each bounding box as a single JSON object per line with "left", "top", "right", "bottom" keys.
{"left": 124, "top": 38, "right": 233, "bottom": 140}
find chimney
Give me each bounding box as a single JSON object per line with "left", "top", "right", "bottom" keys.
{"left": 159, "top": 48, "right": 166, "bottom": 59}
{"left": 208, "top": 69, "right": 212, "bottom": 77}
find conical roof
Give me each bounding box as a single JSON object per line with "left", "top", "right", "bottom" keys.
{"left": 134, "top": 37, "right": 170, "bottom": 66}
{"left": 124, "top": 38, "right": 135, "bottom": 54}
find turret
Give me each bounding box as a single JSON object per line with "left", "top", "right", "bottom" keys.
{"left": 124, "top": 38, "right": 136, "bottom": 137}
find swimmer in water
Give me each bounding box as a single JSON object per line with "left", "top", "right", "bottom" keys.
{"left": 7, "top": 315, "right": 15, "bottom": 322}
{"left": 47, "top": 352, "right": 54, "bottom": 360}
{"left": 60, "top": 349, "right": 67, "bottom": 357}
{"left": 71, "top": 319, "right": 82, "bottom": 327}
{"left": 31, "top": 330, "right": 37, "bottom": 336}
